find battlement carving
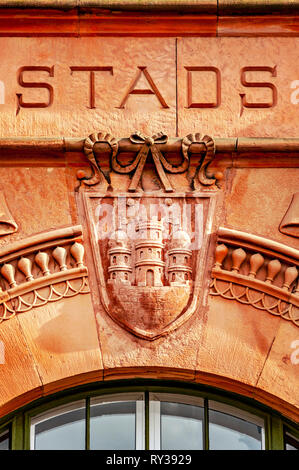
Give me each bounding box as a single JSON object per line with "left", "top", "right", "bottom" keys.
{"left": 107, "top": 217, "right": 192, "bottom": 288}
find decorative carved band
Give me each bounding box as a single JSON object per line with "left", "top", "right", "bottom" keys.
{"left": 78, "top": 131, "right": 222, "bottom": 192}
{"left": 210, "top": 228, "right": 299, "bottom": 327}
{"left": 0, "top": 226, "right": 90, "bottom": 322}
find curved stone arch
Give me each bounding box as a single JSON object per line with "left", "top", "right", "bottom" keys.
{"left": 0, "top": 367, "right": 298, "bottom": 424}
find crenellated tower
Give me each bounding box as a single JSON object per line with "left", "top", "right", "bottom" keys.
{"left": 135, "top": 216, "right": 165, "bottom": 286}
{"left": 167, "top": 228, "right": 192, "bottom": 286}
{"left": 108, "top": 228, "right": 132, "bottom": 285}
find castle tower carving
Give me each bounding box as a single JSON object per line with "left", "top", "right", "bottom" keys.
{"left": 108, "top": 229, "right": 132, "bottom": 285}
{"left": 135, "top": 217, "right": 165, "bottom": 286}
{"left": 107, "top": 217, "right": 193, "bottom": 287}
{"left": 167, "top": 228, "right": 192, "bottom": 286}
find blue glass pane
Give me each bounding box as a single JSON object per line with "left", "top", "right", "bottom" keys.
{"left": 34, "top": 408, "right": 85, "bottom": 450}
{"left": 209, "top": 409, "right": 262, "bottom": 450}
{"left": 161, "top": 402, "right": 203, "bottom": 450}
{"left": 90, "top": 401, "right": 136, "bottom": 450}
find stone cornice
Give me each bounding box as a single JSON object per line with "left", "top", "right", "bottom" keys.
{"left": 0, "top": 3, "right": 299, "bottom": 36}
{"left": 0, "top": 137, "right": 299, "bottom": 169}
{"left": 0, "top": 1, "right": 299, "bottom": 16}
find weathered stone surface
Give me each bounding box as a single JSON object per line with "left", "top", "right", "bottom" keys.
{"left": 16, "top": 294, "right": 103, "bottom": 395}
{"left": 0, "top": 168, "right": 72, "bottom": 247}
{"left": 256, "top": 319, "right": 299, "bottom": 411}
{"left": 224, "top": 168, "right": 299, "bottom": 249}
{"left": 96, "top": 300, "right": 201, "bottom": 376}
{"left": 0, "top": 316, "right": 42, "bottom": 416}
{"left": 195, "top": 295, "right": 281, "bottom": 387}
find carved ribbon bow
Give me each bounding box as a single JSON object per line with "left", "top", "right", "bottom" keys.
{"left": 81, "top": 130, "right": 217, "bottom": 192}
{"left": 127, "top": 132, "right": 170, "bottom": 192}
{"left": 111, "top": 132, "right": 189, "bottom": 192}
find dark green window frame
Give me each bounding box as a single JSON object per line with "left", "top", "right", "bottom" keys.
{"left": 0, "top": 421, "right": 12, "bottom": 450}
{"left": 0, "top": 380, "right": 297, "bottom": 450}
{"left": 284, "top": 423, "right": 299, "bottom": 450}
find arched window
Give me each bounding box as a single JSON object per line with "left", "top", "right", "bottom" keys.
{"left": 0, "top": 382, "right": 297, "bottom": 450}
{"left": 29, "top": 392, "right": 265, "bottom": 450}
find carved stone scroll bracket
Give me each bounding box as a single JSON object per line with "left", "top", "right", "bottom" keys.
{"left": 209, "top": 228, "right": 299, "bottom": 327}
{"left": 0, "top": 191, "right": 18, "bottom": 236}
{"left": 77, "top": 131, "right": 223, "bottom": 192}
{"left": 279, "top": 192, "right": 299, "bottom": 238}
{"left": 182, "top": 133, "right": 223, "bottom": 188}
{"left": 78, "top": 132, "right": 118, "bottom": 188}
{"left": 0, "top": 226, "right": 90, "bottom": 322}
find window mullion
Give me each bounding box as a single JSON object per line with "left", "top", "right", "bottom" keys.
{"left": 269, "top": 416, "right": 284, "bottom": 450}
{"left": 12, "top": 414, "right": 25, "bottom": 450}
{"left": 204, "top": 398, "right": 209, "bottom": 450}
{"left": 85, "top": 397, "right": 90, "bottom": 451}
{"left": 145, "top": 391, "right": 149, "bottom": 450}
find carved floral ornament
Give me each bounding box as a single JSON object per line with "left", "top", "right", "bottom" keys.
{"left": 77, "top": 131, "right": 223, "bottom": 192}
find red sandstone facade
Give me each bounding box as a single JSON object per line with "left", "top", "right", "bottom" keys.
{"left": 0, "top": 0, "right": 298, "bottom": 449}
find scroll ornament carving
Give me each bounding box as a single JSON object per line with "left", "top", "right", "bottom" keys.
{"left": 182, "top": 132, "right": 218, "bottom": 187}
{"left": 210, "top": 240, "right": 299, "bottom": 327}
{"left": 0, "top": 231, "right": 89, "bottom": 322}
{"left": 82, "top": 131, "right": 118, "bottom": 186}
{"left": 78, "top": 131, "right": 222, "bottom": 192}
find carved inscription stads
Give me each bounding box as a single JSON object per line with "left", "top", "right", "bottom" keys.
{"left": 8, "top": 65, "right": 278, "bottom": 116}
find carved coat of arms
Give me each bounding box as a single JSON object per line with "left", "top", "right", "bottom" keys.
{"left": 79, "top": 131, "right": 220, "bottom": 339}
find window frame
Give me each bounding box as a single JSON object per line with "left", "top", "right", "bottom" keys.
{"left": 284, "top": 423, "right": 299, "bottom": 450}
{"left": 29, "top": 392, "right": 145, "bottom": 450}
{"left": 0, "top": 425, "right": 10, "bottom": 450}
{"left": 30, "top": 399, "right": 86, "bottom": 450}
{"left": 208, "top": 400, "right": 266, "bottom": 450}
{"left": 89, "top": 392, "right": 145, "bottom": 450}
{"left": 149, "top": 392, "right": 205, "bottom": 450}
{"left": 0, "top": 380, "right": 294, "bottom": 450}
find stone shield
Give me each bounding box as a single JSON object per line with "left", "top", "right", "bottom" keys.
{"left": 82, "top": 191, "right": 215, "bottom": 340}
